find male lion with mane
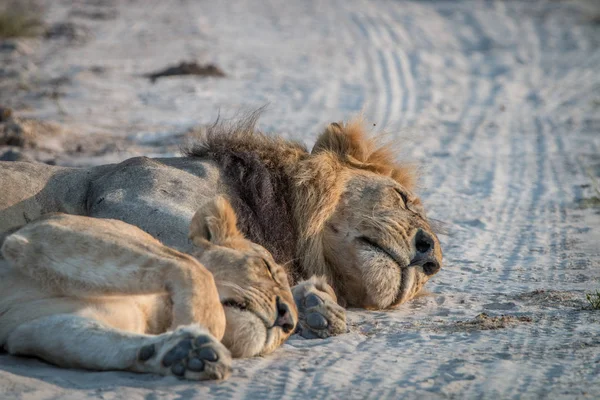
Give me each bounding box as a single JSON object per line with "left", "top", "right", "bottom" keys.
{"left": 0, "top": 112, "right": 442, "bottom": 338}
{"left": 0, "top": 197, "right": 297, "bottom": 380}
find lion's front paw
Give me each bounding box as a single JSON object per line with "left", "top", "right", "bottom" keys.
{"left": 292, "top": 277, "right": 347, "bottom": 339}
{"left": 136, "top": 325, "right": 232, "bottom": 380}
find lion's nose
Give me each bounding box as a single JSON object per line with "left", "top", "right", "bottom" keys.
{"left": 415, "top": 229, "right": 434, "bottom": 254}
{"left": 421, "top": 259, "right": 441, "bottom": 276}
{"left": 275, "top": 297, "right": 295, "bottom": 333}
{"left": 410, "top": 229, "right": 441, "bottom": 276}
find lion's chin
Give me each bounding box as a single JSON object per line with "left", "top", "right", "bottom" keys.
{"left": 358, "top": 249, "right": 412, "bottom": 309}
{"left": 389, "top": 266, "right": 417, "bottom": 307}
{"left": 222, "top": 307, "right": 281, "bottom": 358}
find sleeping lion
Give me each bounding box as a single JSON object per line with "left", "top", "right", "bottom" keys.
{"left": 0, "top": 197, "right": 300, "bottom": 380}
{"left": 0, "top": 114, "right": 442, "bottom": 338}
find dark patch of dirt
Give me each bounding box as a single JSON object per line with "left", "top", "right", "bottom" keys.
{"left": 145, "top": 62, "right": 226, "bottom": 83}
{"left": 69, "top": 8, "right": 118, "bottom": 21}
{"left": 0, "top": 109, "right": 202, "bottom": 166}
{"left": 0, "top": 39, "right": 34, "bottom": 56}
{"left": 0, "top": 106, "right": 13, "bottom": 122}
{"left": 347, "top": 319, "right": 382, "bottom": 338}
{"left": 0, "top": 148, "right": 32, "bottom": 162}
{"left": 0, "top": 106, "right": 121, "bottom": 163}
{"left": 0, "top": 3, "right": 44, "bottom": 39}
{"left": 515, "top": 289, "right": 588, "bottom": 309}
{"left": 0, "top": 107, "right": 64, "bottom": 148}
{"left": 45, "top": 22, "right": 91, "bottom": 44}
{"left": 452, "top": 313, "right": 533, "bottom": 332}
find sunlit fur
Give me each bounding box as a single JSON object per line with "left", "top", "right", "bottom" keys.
{"left": 0, "top": 197, "right": 297, "bottom": 379}
{"left": 0, "top": 113, "right": 442, "bottom": 313}
{"left": 188, "top": 197, "right": 298, "bottom": 357}
{"left": 187, "top": 116, "right": 443, "bottom": 309}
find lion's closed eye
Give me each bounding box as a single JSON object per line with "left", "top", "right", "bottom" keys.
{"left": 262, "top": 259, "right": 275, "bottom": 280}
{"left": 393, "top": 188, "right": 409, "bottom": 207}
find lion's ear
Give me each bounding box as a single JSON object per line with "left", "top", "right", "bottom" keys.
{"left": 311, "top": 120, "right": 417, "bottom": 191}
{"left": 1, "top": 232, "right": 29, "bottom": 265}
{"left": 311, "top": 120, "right": 370, "bottom": 162}
{"left": 189, "top": 196, "right": 242, "bottom": 246}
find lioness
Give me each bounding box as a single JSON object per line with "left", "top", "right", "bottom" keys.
{"left": 0, "top": 114, "right": 441, "bottom": 337}
{"left": 0, "top": 197, "right": 298, "bottom": 380}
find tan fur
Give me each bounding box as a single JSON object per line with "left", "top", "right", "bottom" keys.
{"left": 311, "top": 119, "right": 417, "bottom": 190}
{"left": 285, "top": 120, "right": 441, "bottom": 308}
{"left": 189, "top": 116, "right": 442, "bottom": 308}
{"left": 0, "top": 197, "right": 297, "bottom": 380}
{"left": 0, "top": 114, "right": 442, "bottom": 315}
{"left": 187, "top": 198, "right": 298, "bottom": 357}
{"left": 190, "top": 197, "right": 242, "bottom": 247}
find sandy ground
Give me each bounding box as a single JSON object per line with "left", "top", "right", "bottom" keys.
{"left": 1, "top": 0, "right": 600, "bottom": 399}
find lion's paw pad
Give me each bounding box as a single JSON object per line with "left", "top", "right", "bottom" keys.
{"left": 306, "top": 312, "right": 328, "bottom": 330}
{"left": 138, "top": 326, "right": 232, "bottom": 381}
{"left": 305, "top": 293, "right": 324, "bottom": 308}
{"left": 292, "top": 283, "right": 347, "bottom": 339}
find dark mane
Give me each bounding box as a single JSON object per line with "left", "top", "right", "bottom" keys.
{"left": 183, "top": 111, "right": 308, "bottom": 281}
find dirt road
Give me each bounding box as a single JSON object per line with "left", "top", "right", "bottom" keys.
{"left": 1, "top": 0, "right": 599, "bottom": 398}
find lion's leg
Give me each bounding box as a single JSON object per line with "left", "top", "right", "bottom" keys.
{"left": 5, "top": 315, "right": 231, "bottom": 380}
{"left": 292, "top": 276, "right": 347, "bottom": 339}
{"left": 1, "top": 215, "right": 226, "bottom": 338}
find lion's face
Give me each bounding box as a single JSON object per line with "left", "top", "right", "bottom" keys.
{"left": 323, "top": 171, "right": 442, "bottom": 309}
{"left": 189, "top": 197, "right": 298, "bottom": 358}
{"left": 300, "top": 121, "right": 443, "bottom": 309}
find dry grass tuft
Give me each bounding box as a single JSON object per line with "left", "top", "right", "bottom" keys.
{"left": 585, "top": 291, "right": 600, "bottom": 310}
{"left": 0, "top": 2, "right": 43, "bottom": 38}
